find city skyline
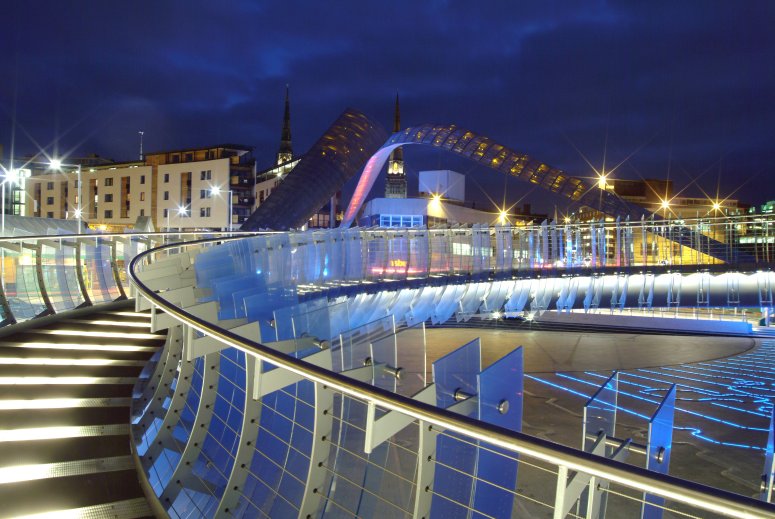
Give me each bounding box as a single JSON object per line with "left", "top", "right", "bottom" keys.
{"left": 2, "top": 2, "right": 774, "bottom": 209}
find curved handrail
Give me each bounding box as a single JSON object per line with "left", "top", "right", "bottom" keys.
{"left": 129, "top": 235, "right": 775, "bottom": 518}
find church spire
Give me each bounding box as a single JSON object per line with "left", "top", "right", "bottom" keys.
{"left": 277, "top": 85, "right": 293, "bottom": 165}
{"left": 393, "top": 91, "right": 401, "bottom": 133}
{"left": 385, "top": 91, "right": 406, "bottom": 198}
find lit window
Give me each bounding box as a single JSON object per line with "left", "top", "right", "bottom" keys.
{"left": 104, "top": 178, "right": 113, "bottom": 187}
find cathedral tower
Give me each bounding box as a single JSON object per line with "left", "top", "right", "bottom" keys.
{"left": 385, "top": 93, "right": 406, "bottom": 198}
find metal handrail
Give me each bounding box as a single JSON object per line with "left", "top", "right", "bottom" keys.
{"left": 129, "top": 235, "right": 775, "bottom": 518}
{"left": 0, "top": 230, "right": 261, "bottom": 243}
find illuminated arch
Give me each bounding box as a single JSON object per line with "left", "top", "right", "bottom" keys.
{"left": 341, "top": 123, "right": 648, "bottom": 228}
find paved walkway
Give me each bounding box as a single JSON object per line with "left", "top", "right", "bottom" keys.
{"left": 424, "top": 328, "right": 755, "bottom": 372}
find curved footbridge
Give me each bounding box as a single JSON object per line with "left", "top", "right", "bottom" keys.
{"left": 127, "top": 222, "right": 775, "bottom": 518}
{"left": 0, "top": 226, "right": 773, "bottom": 518}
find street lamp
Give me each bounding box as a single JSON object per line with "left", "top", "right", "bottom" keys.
{"left": 177, "top": 205, "right": 188, "bottom": 232}
{"left": 165, "top": 205, "right": 188, "bottom": 232}
{"left": 49, "top": 159, "right": 83, "bottom": 234}
{"left": 210, "top": 186, "right": 233, "bottom": 232}
{"left": 0, "top": 165, "right": 22, "bottom": 236}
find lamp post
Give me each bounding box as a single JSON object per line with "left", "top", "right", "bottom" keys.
{"left": 50, "top": 159, "right": 83, "bottom": 234}
{"left": 0, "top": 165, "right": 20, "bottom": 236}
{"left": 210, "top": 186, "right": 233, "bottom": 232}
{"left": 177, "top": 205, "right": 188, "bottom": 232}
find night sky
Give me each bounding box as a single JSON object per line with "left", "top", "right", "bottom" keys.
{"left": 2, "top": 1, "right": 774, "bottom": 213}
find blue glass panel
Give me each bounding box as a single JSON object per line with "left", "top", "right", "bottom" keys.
{"left": 457, "top": 282, "right": 488, "bottom": 322}
{"left": 432, "top": 284, "right": 466, "bottom": 325}
{"left": 291, "top": 300, "right": 345, "bottom": 342}
{"left": 432, "top": 338, "right": 480, "bottom": 408}
{"left": 391, "top": 323, "right": 428, "bottom": 396}
{"left": 473, "top": 347, "right": 523, "bottom": 519}
{"left": 580, "top": 371, "right": 618, "bottom": 516}
{"left": 332, "top": 315, "right": 394, "bottom": 372}
{"left": 212, "top": 274, "right": 264, "bottom": 320}
{"left": 244, "top": 287, "right": 297, "bottom": 340}
{"left": 169, "top": 487, "right": 218, "bottom": 518}
{"left": 386, "top": 288, "right": 417, "bottom": 327}
{"left": 406, "top": 286, "right": 441, "bottom": 326}
{"left": 642, "top": 384, "right": 676, "bottom": 519}
{"left": 246, "top": 377, "right": 313, "bottom": 516}
{"left": 583, "top": 371, "right": 618, "bottom": 453}
{"left": 431, "top": 339, "right": 481, "bottom": 517}
{"left": 190, "top": 349, "right": 246, "bottom": 503}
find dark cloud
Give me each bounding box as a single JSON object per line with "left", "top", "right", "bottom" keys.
{"left": 2, "top": 1, "right": 774, "bottom": 210}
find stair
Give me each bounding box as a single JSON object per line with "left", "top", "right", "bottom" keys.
{"left": 0, "top": 308, "right": 163, "bottom": 519}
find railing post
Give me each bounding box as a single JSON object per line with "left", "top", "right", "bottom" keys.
{"left": 214, "top": 359, "right": 261, "bottom": 518}
{"left": 157, "top": 352, "right": 221, "bottom": 508}
{"left": 74, "top": 240, "right": 92, "bottom": 306}
{"left": 32, "top": 243, "right": 55, "bottom": 316}
{"left": 553, "top": 465, "right": 569, "bottom": 519}
{"left": 414, "top": 419, "right": 437, "bottom": 519}
{"left": 132, "top": 324, "right": 184, "bottom": 427}
{"left": 298, "top": 380, "right": 334, "bottom": 518}
{"left": 108, "top": 239, "right": 127, "bottom": 299}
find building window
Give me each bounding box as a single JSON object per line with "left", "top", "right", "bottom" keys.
{"left": 74, "top": 179, "right": 79, "bottom": 188}
{"left": 200, "top": 207, "right": 211, "bottom": 217}
{"left": 46, "top": 197, "right": 54, "bottom": 205}
{"left": 164, "top": 191, "right": 169, "bottom": 200}
{"left": 140, "top": 209, "right": 145, "bottom": 216}
{"left": 140, "top": 175, "right": 145, "bottom": 185}
{"left": 163, "top": 209, "right": 168, "bottom": 217}
{"left": 47, "top": 182, "right": 54, "bottom": 190}
{"left": 164, "top": 173, "right": 169, "bottom": 183}
{"left": 105, "top": 194, "right": 113, "bottom": 202}
{"left": 104, "top": 178, "right": 113, "bottom": 187}
{"left": 105, "top": 210, "right": 113, "bottom": 219}
{"left": 140, "top": 192, "right": 145, "bottom": 202}
{"left": 199, "top": 189, "right": 212, "bottom": 199}
{"left": 184, "top": 153, "right": 193, "bottom": 162}
{"left": 47, "top": 211, "right": 54, "bottom": 218}
{"left": 379, "top": 214, "right": 423, "bottom": 228}
{"left": 200, "top": 170, "right": 212, "bottom": 180}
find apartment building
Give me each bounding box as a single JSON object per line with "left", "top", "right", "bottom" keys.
{"left": 25, "top": 145, "right": 256, "bottom": 231}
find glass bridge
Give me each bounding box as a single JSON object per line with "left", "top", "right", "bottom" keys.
{"left": 1, "top": 214, "right": 775, "bottom": 518}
